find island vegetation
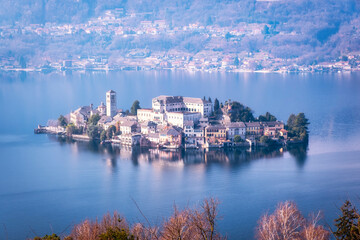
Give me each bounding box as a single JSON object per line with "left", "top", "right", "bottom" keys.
{"left": 286, "top": 113, "right": 310, "bottom": 143}
{"left": 32, "top": 198, "right": 360, "bottom": 240}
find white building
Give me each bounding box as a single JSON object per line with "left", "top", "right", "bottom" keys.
{"left": 138, "top": 95, "right": 211, "bottom": 128}
{"left": 97, "top": 115, "right": 113, "bottom": 129}
{"left": 225, "top": 122, "right": 246, "bottom": 141}
{"left": 184, "top": 121, "right": 205, "bottom": 146}
{"left": 106, "top": 90, "right": 117, "bottom": 117}
{"left": 97, "top": 102, "right": 106, "bottom": 116}
{"left": 116, "top": 134, "right": 141, "bottom": 146}
{"left": 70, "top": 105, "right": 93, "bottom": 127}
{"left": 120, "top": 121, "right": 137, "bottom": 134}
{"left": 137, "top": 109, "right": 154, "bottom": 122}
{"left": 140, "top": 121, "right": 157, "bottom": 134}
{"left": 166, "top": 112, "right": 201, "bottom": 128}
{"left": 152, "top": 95, "right": 213, "bottom": 117}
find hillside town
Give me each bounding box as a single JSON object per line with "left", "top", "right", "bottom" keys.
{"left": 35, "top": 90, "right": 298, "bottom": 149}
{"left": 2, "top": 8, "right": 360, "bottom": 73}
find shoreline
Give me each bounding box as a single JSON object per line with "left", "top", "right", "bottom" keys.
{"left": 35, "top": 129, "right": 307, "bottom": 150}
{"left": 1, "top": 67, "right": 359, "bottom": 74}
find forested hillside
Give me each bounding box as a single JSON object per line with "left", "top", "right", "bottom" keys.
{"left": 1, "top": 0, "right": 359, "bottom": 71}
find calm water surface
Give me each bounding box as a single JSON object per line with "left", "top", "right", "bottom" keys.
{"left": 0, "top": 71, "right": 360, "bottom": 239}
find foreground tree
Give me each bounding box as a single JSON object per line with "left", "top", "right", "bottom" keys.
{"left": 131, "top": 100, "right": 141, "bottom": 115}
{"left": 256, "top": 201, "right": 330, "bottom": 240}
{"left": 69, "top": 212, "right": 133, "bottom": 240}
{"left": 59, "top": 198, "right": 224, "bottom": 240}
{"left": 333, "top": 200, "right": 360, "bottom": 240}
{"left": 33, "top": 234, "right": 60, "bottom": 240}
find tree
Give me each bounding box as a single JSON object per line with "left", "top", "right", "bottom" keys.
{"left": 100, "top": 130, "right": 106, "bottom": 142}
{"left": 58, "top": 115, "right": 67, "bottom": 127}
{"left": 228, "top": 101, "right": 255, "bottom": 122}
{"left": 260, "top": 136, "right": 277, "bottom": 146}
{"left": 69, "top": 212, "right": 132, "bottom": 240}
{"left": 259, "top": 112, "right": 277, "bottom": 122}
{"left": 256, "top": 201, "right": 330, "bottom": 240}
{"left": 260, "top": 136, "right": 269, "bottom": 144}
{"left": 66, "top": 123, "right": 81, "bottom": 136}
{"left": 99, "top": 227, "right": 135, "bottom": 240}
{"left": 234, "top": 135, "right": 242, "bottom": 143}
{"left": 287, "top": 114, "right": 297, "bottom": 129}
{"left": 88, "top": 113, "right": 101, "bottom": 126}
{"left": 87, "top": 125, "right": 101, "bottom": 140}
{"left": 208, "top": 97, "right": 212, "bottom": 103}
{"left": 33, "top": 234, "right": 60, "bottom": 240}
{"left": 333, "top": 200, "right": 360, "bottom": 240}
{"left": 234, "top": 57, "right": 240, "bottom": 67}
{"left": 107, "top": 125, "right": 116, "bottom": 139}
{"left": 214, "top": 98, "right": 220, "bottom": 112}
{"left": 286, "top": 113, "right": 310, "bottom": 142}
{"left": 131, "top": 100, "right": 141, "bottom": 115}
{"left": 189, "top": 198, "right": 223, "bottom": 240}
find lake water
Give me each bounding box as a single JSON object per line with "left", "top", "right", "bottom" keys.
{"left": 0, "top": 71, "right": 360, "bottom": 239}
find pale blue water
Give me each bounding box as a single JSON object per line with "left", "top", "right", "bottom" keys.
{"left": 0, "top": 71, "right": 360, "bottom": 239}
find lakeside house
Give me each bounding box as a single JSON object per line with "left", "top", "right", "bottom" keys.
{"left": 225, "top": 122, "right": 246, "bottom": 141}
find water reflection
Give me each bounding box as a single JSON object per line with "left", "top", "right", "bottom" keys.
{"left": 288, "top": 144, "right": 308, "bottom": 168}
{"left": 48, "top": 135, "right": 308, "bottom": 169}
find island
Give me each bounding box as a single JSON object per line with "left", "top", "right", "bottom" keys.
{"left": 35, "top": 90, "right": 309, "bottom": 149}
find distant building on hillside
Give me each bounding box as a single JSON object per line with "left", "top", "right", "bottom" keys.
{"left": 106, "top": 90, "right": 117, "bottom": 117}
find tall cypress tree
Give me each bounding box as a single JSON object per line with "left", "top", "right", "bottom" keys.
{"left": 214, "top": 98, "right": 220, "bottom": 112}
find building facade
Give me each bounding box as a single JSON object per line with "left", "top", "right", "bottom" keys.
{"left": 205, "top": 125, "right": 227, "bottom": 143}
{"left": 106, "top": 90, "right": 117, "bottom": 117}
{"left": 152, "top": 95, "right": 213, "bottom": 117}
{"left": 70, "top": 105, "right": 93, "bottom": 127}
{"left": 226, "top": 122, "right": 246, "bottom": 141}
{"left": 166, "top": 112, "right": 201, "bottom": 128}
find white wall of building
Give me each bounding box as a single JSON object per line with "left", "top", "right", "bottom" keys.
{"left": 106, "top": 90, "right": 117, "bottom": 117}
